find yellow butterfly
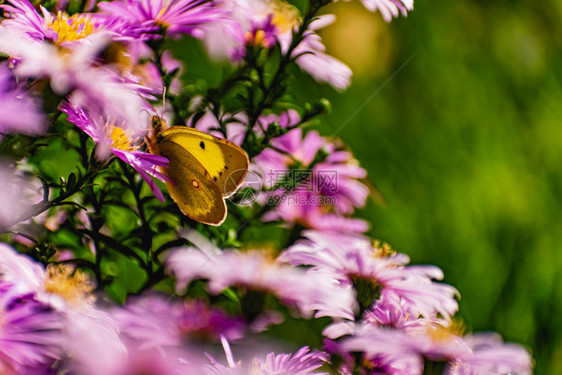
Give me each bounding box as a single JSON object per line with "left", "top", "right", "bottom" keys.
{"left": 149, "top": 116, "right": 249, "bottom": 226}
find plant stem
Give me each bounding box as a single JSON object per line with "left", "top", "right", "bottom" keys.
{"left": 242, "top": 1, "right": 324, "bottom": 147}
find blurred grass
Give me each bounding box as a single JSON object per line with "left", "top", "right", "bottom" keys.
{"left": 316, "top": 0, "right": 562, "bottom": 373}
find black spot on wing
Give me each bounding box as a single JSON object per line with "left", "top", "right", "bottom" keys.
{"left": 200, "top": 141, "right": 205, "bottom": 149}
{"left": 224, "top": 165, "right": 229, "bottom": 170}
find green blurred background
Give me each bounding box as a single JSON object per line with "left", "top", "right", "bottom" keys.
{"left": 311, "top": 0, "right": 562, "bottom": 373}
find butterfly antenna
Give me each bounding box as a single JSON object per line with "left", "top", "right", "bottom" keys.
{"left": 139, "top": 94, "right": 157, "bottom": 115}
{"left": 161, "top": 87, "right": 167, "bottom": 119}
{"left": 140, "top": 108, "right": 152, "bottom": 120}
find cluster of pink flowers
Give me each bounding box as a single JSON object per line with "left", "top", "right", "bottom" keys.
{"left": 0, "top": 234, "right": 532, "bottom": 374}
{"left": 0, "top": 0, "right": 534, "bottom": 374}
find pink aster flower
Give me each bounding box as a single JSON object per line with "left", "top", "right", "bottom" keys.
{"left": 290, "top": 15, "right": 352, "bottom": 90}
{"left": 71, "top": 303, "right": 204, "bottom": 375}
{"left": 332, "top": 325, "right": 422, "bottom": 375}
{"left": 255, "top": 127, "right": 369, "bottom": 230}
{"left": 97, "top": 0, "right": 224, "bottom": 40}
{"left": 0, "top": 65, "right": 46, "bottom": 135}
{"left": 258, "top": 128, "right": 368, "bottom": 214}
{"left": 180, "top": 299, "right": 245, "bottom": 340}
{"left": 112, "top": 295, "right": 184, "bottom": 350}
{"left": 0, "top": 243, "right": 127, "bottom": 374}
{"left": 448, "top": 333, "right": 532, "bottom": 375}
{"left": 243, "top": 7, "right": 353, "bottom": 90}
{"left": 1, "top": 0, "right": 104, "bottom": 46}
{"left": 255, "top": 347, "right": 329, "bottom": 375}
{"left": 0, "top": 29, "right": 150, "bottom": 134}
{"left": 331, "top": 323, "right": 468, "bottom": 374}
{"left": 60, "top": 101, "right": 172, "bottom": 201}
{"left": 206, "top": 338, "right": 328, "bottom": 375}
{"left": 281, "top": 231, "right": 459, "bottom": 323}
{"left": 202, "top": 16, "right": 246, "bottom": 61}
{"left": 166, "top": 233, "right": 356, "bottom": 320}
{"left": 337, "top": 323, "right": 532, "bottom": 375}
{"left": 203, "top": 0, "right": 352, "bottom": 89}
{"left": 74, "top": 295, "right": 213, "bottom": 375}
{"left": 0, "top": 281, "right": 64, "bottom": 374}
{"left": 0, "top": 243, "right": 45, "bottom": 293}
{"left": 201, "top": 0, "right": 274, "bottom": 61}
{"left": 111, "top": 294, "right": 244, "bottom": 351}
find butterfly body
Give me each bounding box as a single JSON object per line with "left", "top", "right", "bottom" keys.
{"left": 149, "top": 116, "right": 249, "bottom": 225}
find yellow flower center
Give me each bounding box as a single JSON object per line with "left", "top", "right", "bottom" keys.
{"left": 47, "top": 12, "right": 96, "bottom": 44}
{"left": 269, "top": 0, "right": 301, "bottom": 33}
{"left": 250, "top": 359, "right": 265, "bottom": 374}
{"left": 246, "top": 0, "right": 301, "bottom": 46}
{"left": 245, "top": 29, "right": 267, "bottom": 46}
{"left": 155, "top": 7, "right": 168, "bottom": 25}
{"left": 426, "top": 321, "right": 466, "bottom": 342}
{"left": 371, "top": 240, "right": 395, "bottom": 258}
{"left": 44, "top": 264, "right": 95, "bottom": 307}
{"left": 109, "top": 124, "right": 137, "bottom": 152}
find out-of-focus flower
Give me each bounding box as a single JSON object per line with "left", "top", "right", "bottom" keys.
{"left": 180, "top": 299, "right": 245, "bottom": 340}
{"left": 448, "top": 333, "right": 533, "bottom": 375}
{"left": 201, "top": 0, "right": 273, "bottom": 61}
{"left": 0, "top": 28, "right": 150, "bottom": 135}
{"left": 114, "top": 42, "right": 185, "bottom": 95}
{"left": 88, "top": 294, "right": 224, "bottom": 375}
{"left": 111, "top": 294, "right": 244, "bottom": 351}
{"left": 330, "top": 325, "right": 422, "bottom": 375}
{"left": 331, "top": 323, "right": 467, "bottom": 373}
{"left": 105, "top": 347, "right": 202, "bottom": 375}
{"left": 0, "top": 162, "right": 43, "bottom": 232}
{"left": 0, "top": 243, "right": 127, "bottom": 375}
{"left": 0, "top": 65, "right": 46, "bottom": 135}
{"left": 0, "top": 281, "right": 64, "bottom": 374}
{"left": 71, "top": 305, "right": 204, "bottom": 375}
{"left": 281, "top": 231, "right": 459, "bottom": 324}
{"left": 203, "top": 0, "right": 352, "bottom": 89}
{"left": 97, "top": 0, "right": 224, "bottom": 40}
{"left": 142, "top": 50, "right": 185, "bottom": 94}
{"left": 60, "top": 101, "right": 172, "bottom": 201}
{"left": 351, "top": 0, "right": 414, "bottom": 22}
{"left": 206, "top": 338, "right": 329, "bottom": 375}
{"left": 0, "top": 242, "right": 97, "bottom": 309}
{"left": 290, "top": 15, "right": 352, "bottom": 90}
{"left": 112, "top": 295, "right": 183, "bottom": 350}
{"left": 336, "top": 323, "right": 532, "bottom": 375}
{"left": 166, "top": 240, "right": 356, "bottom": 320}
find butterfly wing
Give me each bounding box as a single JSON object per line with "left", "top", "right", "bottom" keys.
{"left": 159, "top": 127, "right": 249, "bottom": 197}
{"left": 156, "top": 138, "right": 227, "bottom": 225}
